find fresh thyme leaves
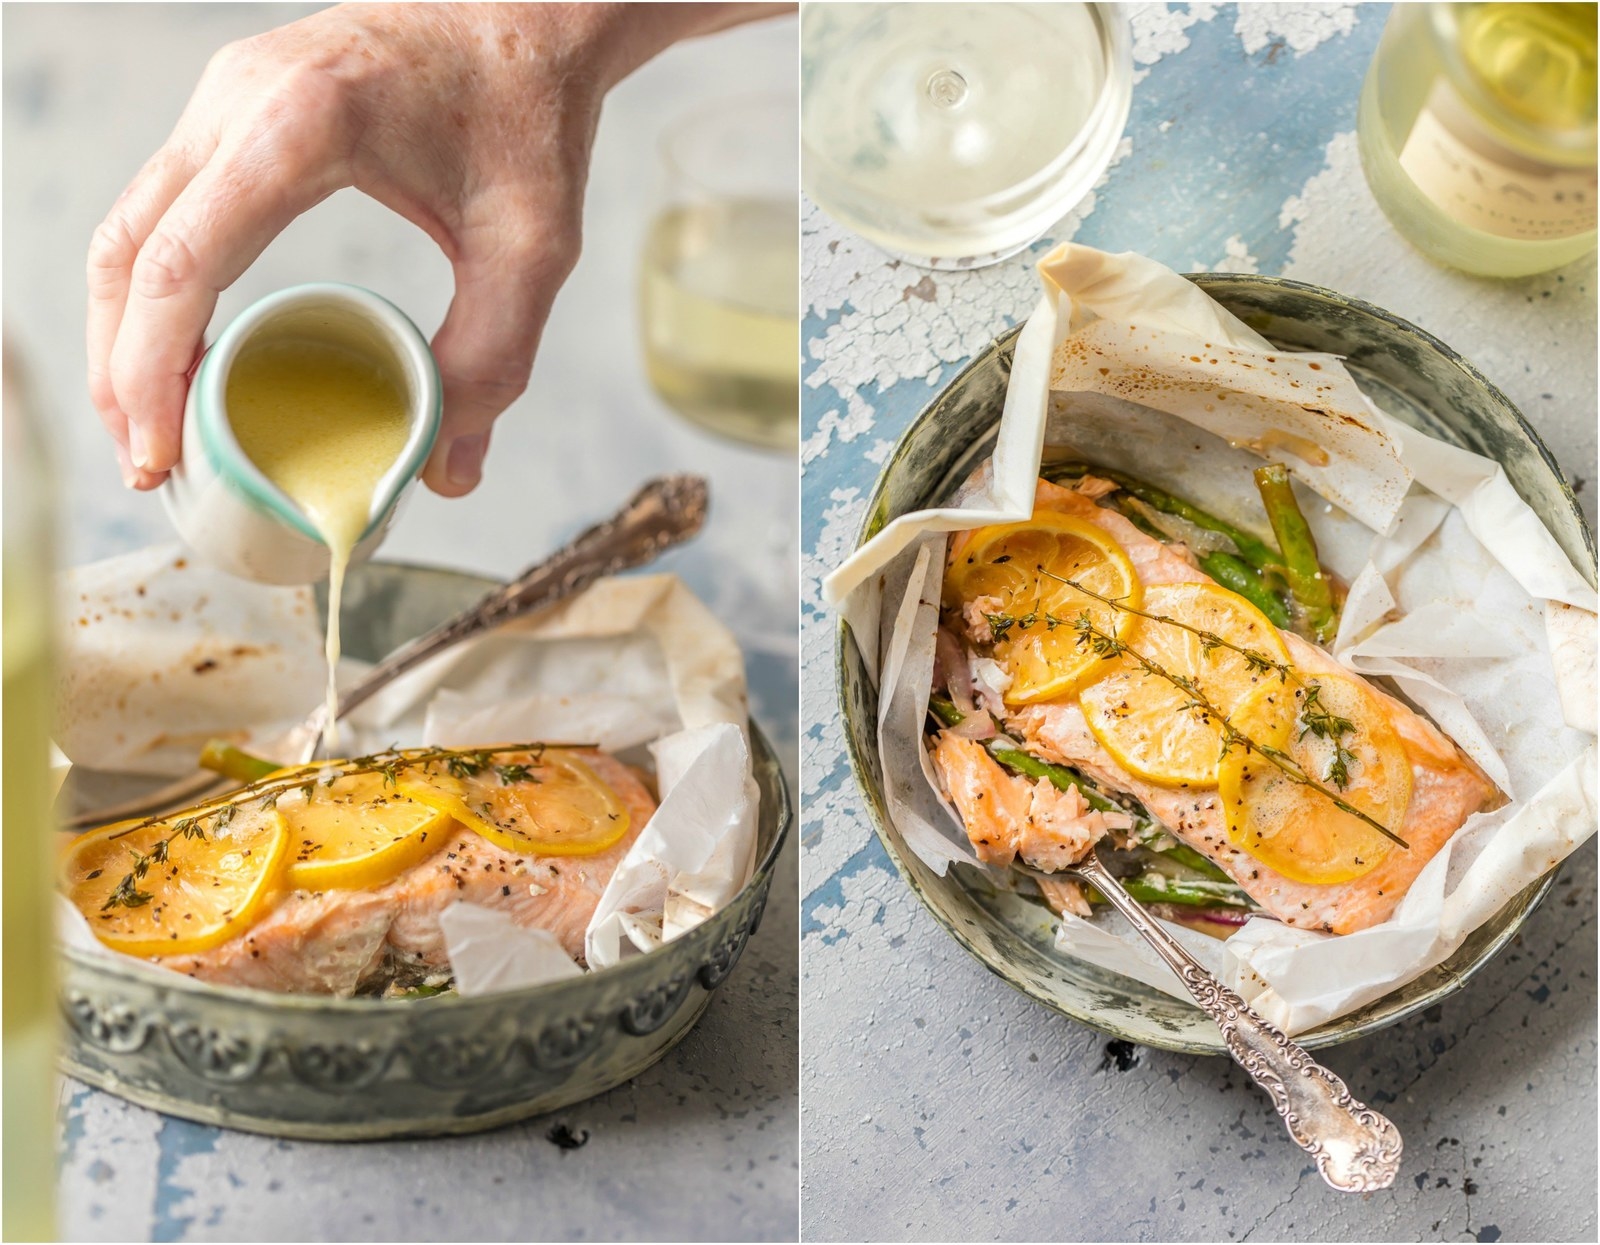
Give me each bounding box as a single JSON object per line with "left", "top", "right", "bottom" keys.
{"left": 1041, "top": 571, "right": 1291, "bottom": 682}
{"left": 1042, "top": 570, "right": 1362, "bottom": 790}
{"left": 102, "top": 874, "right": 153, "bottom": 911}
{"left": 496, "top": 763, "right": 536, "bottom": 785}
{"left": 1069, "top": 612, "right": 1408, "bottom": 849}
{"left": 984, "top": 612, "right": 1029, "bottom": 643}
{"left": 97, "top": 742, "right": 591, "bottom": 911}
{"left": 446, "top": 750, "right": 495, "bottom": 780}
{"left": 1298, "top": 683, "right": 1359, "bottom": 789}
{"left": 984, "top": 610, "right": 1072, "bottom": 643}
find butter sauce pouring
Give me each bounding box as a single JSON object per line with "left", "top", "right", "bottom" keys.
{"left": 162, "top": 283, "right": 442, "bottom": 750}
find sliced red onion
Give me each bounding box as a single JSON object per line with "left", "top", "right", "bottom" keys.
{"left": 1152, "top": 904, "right": 1260, "bottom": 928}
{"left": 935, "top": 627, "right": 977, "bottom": 715}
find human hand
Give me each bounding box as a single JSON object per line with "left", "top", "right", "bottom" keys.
{"left": 87, "top": 2, "right": 772, "bottom": 495}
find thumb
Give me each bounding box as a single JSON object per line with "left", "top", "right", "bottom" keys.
{"left": 423, "top": 242, "right": 573, "bottom": 497}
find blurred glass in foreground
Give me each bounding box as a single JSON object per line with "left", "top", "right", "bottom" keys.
{"left": 1359, "top": 3, "right": 1597, "bottom": 277}
{"left": 639, "top": 95, "right": 800, "bottom": 452}
{"left": 3, "top": 345, "right": 59, "bottom": 1243}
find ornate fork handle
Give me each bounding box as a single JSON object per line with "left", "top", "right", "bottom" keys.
{"left": 304, "top": 474, "right": 709, "bottom": 754}
{"left": 1071, "top": 853, "right": 1403, "bottom": 1193}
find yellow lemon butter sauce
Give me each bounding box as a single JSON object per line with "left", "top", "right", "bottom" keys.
{"left": 226, "top": 337, "right": 410, "bottom": 746}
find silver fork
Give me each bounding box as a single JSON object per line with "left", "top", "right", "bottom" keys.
{"left": 64, "top": 474, "right": 710, "bottom": 829}
{"left": 1023, "top": 852, "right": 1403, "bottom": 1193}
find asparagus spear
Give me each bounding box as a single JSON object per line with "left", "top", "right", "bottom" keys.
{"left": 1253, "top": 463, "right": 1338, "bottom": 643}
{"left": 198, "top": 739, "right": 282, "bottom": 784}
{"left": 1043, "top": 462, "right": 1282, "bottom": 572}
{"left": 1196, "top": 551, "right": 1291, "bottom": 629}
{"left": 988, "top": 746, "right": 1124, "bottom": 814}
{"left": 1080, "top": 872, "right": 1254, "bottom": 910}
{"left": 1119, "top": 872, "right": 1253, "bottom": 909}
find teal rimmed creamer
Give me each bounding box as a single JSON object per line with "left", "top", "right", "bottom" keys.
{"left": 162, "top": 283, "right": 442, "bottom": 585}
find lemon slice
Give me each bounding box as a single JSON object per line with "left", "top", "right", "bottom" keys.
{"left": 280, "top": 771, "right": 451, "bottom": 891}
{"left": 397, "top": 748, "right": 631, "bottom": 858}
{"left": 62, "top": 803, "right": 288, "bottom": 957}
{"left": 1219, "top": 674, "right": 1412, "bottom": 885}
{"left": 1079, "top": 582, "right": 1292, "bottom": 787}
{"left": 946, "top": 511, "right": 1141, "bottom": 704}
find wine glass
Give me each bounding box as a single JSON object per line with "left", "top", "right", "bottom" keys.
{"left": 638, "top": 94, "right": 800, "bottom": 452}
{"left": 801, "top": 2, "right": 1133, "bottom": 269}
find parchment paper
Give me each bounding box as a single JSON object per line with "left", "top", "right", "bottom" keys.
{"left": 55, "top": 558, "right": 758, "bottom": 993}
{"left": 826, "top": 243, "right": 1597, "bottom": 1036}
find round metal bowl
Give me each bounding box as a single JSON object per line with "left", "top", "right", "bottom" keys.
{"left": 59, "top": 561, "right": 792, "bottom": 1139}
{"left": 837, "top": 273, "right": 1596, "bottom": 1055}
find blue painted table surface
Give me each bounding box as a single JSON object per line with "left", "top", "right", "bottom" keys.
{"left": 801, "top": 4, "right": 1595, "bottom": 1242}
{"left": 4, "top": 4, "right": 798, "bottom": 1240}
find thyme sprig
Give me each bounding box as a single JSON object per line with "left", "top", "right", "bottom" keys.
{"left": 98, "top": 742, "right": 587, "bottom": 911}
{"left": 983, "top": 610, "right": 1072, "bottom": 643}
{"left": 1041, "top": 571, "right": 1291, "bottom": 682}
{"left": 1069, "top": 613, "right": 1408, "bottom": 849}
{"left": 1042, "top": 571, "right": 1362, "bottom": 791}
{"left": 1297, "top": 684, "right": 1358, "bottom": 790}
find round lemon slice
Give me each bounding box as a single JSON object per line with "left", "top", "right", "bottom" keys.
{"left": 1219, "top": 673, "right": 1412, "bottom": 885}
{"left": 397, "top": 748, "right": 631, "bottom": 858}
{"left": 281, "top": 771, "right": 451, "bottom": 891}
{"left": 1079, "top": 581, "right": 1292, "bottom": 787}
{"left": 946, "top": 511, "right": 1141, "bottom": 704}
{"left": 62, "top": 803, "right": 289, "bottom": 957}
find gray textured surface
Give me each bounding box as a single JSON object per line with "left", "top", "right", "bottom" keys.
{"left": 799, "top": 847, "right": 1593, "bottom": 1242}
{"left": 4, "top": 3, "right": 799, "bottom": 1239}
{"left": 800, "top": 4, "right": 1596, "bottom": 1241}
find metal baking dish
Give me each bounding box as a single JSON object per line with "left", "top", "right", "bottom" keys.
{"left": 837, "top": 272, "right": 1595, "bottom": 1055}
{"left": 58, "top": 561, "right": 792, "bottom": 1139}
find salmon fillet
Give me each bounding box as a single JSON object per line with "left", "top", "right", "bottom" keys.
{"left": 158, "top": 751, "right": 654, "bottom": 993}
{"left": 934, "top": 478, "right": 1498, "bottom": 936}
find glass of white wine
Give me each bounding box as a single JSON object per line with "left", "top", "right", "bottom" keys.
{"left": 801, "top": 2, "right": 1132, "bottom": 269}
{"left": 639, "top": 94, "right": 799, "bottom": 452}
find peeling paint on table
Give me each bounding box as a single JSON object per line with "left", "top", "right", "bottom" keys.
{"left": 800, "top": 4, "right": 1595, "bottom": 1241}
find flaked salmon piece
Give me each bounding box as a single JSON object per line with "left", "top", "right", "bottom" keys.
{"left": 940, "top": 474, "right": 1498, "bottom": 936}
{"left": 159, "top": 751, "right": 654, "bottom": 993}
{"left": 932, "top": 731, "right": 1129, "bottom": 872}
{"left": 1034, "top": 874, "right": 1093, "bottom": 918}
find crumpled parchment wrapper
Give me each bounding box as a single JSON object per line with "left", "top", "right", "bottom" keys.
{"left": 826, "top": 244, "right": 1597, "bottom": 1036}
{"left": 55, "top": 557, "right": 759, "bottom": 993}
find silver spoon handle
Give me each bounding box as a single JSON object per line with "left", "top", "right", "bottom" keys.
{"left": 1071, "top": 854, "right": 1403, "bottom": 1193}
{"left": 304, "top": 474, "right": 709, "bottom": 756}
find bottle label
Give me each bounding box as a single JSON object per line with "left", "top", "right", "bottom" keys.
{"left": 1400, "top": 81, "right": 1597, "bottom": 242}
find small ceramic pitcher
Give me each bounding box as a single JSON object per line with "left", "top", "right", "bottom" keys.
{"left": 162, "top": 283, "right": 441, "bottom": 585}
